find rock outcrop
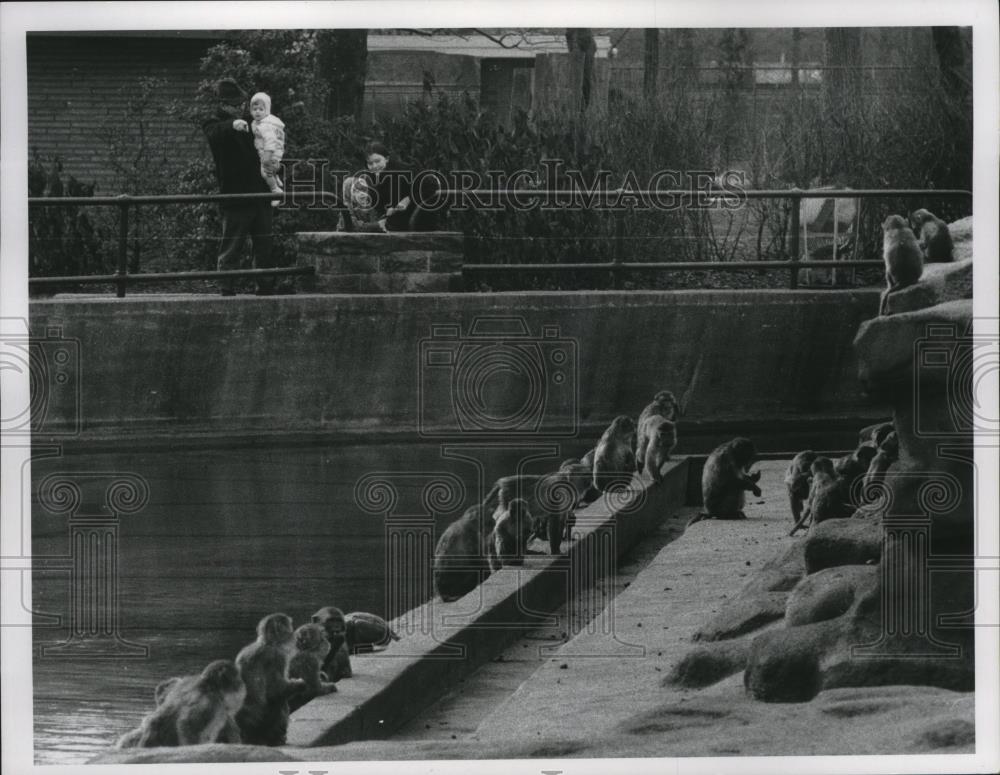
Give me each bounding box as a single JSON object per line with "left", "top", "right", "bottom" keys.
{"left": 670, "top": 217, "right": 977, "bottom": 712}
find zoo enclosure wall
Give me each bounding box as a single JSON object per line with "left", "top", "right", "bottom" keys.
{"left": 28, "top": 288, "right": 887, "bottom": 450}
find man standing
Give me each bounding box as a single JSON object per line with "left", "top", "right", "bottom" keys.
{"left": 202, "top": 78, "right": 277, "bottom": 295}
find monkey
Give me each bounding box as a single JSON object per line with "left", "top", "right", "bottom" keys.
{"left": 879, "top": 215, "right": 924, "bottom": 316}
{"left": 698, "top": 437, "right": 762, "bottom": 521}
{"left": 638, "top": 390, "right": 680, "bottom": 427}
{"left": 115, "top": 678, "right": 179, "bottom": 748}
{"left": 783, "top": 450, "right": 817, "bottom": 526}
{"left": 287, "top": 624, "right": 338, "bottom": 713}
{"left": 487, "top": 498, "right": 533, "bottom": 572}
{"left": 790, "top": 457, "right": 853, "bottom": 535}
{"left": 433, "top": 504, "right": 496, "bottom": 601}
{"left": 154, "top": 676, "right": 183, "bottom": 706}
{"left": 635, "top": 414, "right": 677, "bottom": 484}
{"left": 117, "top": 660, "right": 246, "bottom": 748}
{"left": 569, "top": 451, "right": 602, "bottom": 505}
{"left": 858, "top": 420, "right": 894, "bottom": 448}
{"left": 115, "top": 727, "right": 145, "bottom": 749}
{"left": 558, "top": 458, "right": 598, "bottom": 504}
{"left": 834, "top": 442, "right": 879, "bottom": 489}
{"left": 909, "top": 208, "right": 954, "bottom": 263}
{"left": 344, "top": 611, "right": 401, "bottom": 653}
{"left": 554, "top": 458, "right": 600, "bottom": 540}
{"left": 863, "top": 431, "right": 899, "bottom": 489}
{"left": 310, "top": 606, "right": 352, "bottom": 681}
{"left": 593, "top": 415, "right": 637, "bottom": 493}
{"left": 234, "top": 613, "right": 305, "bottom": 746}
{"left": 482, "top": 470, "right": 586, "bottom": 556}
{"left": 116, "top": 672, "right": 243, "bottom": 749}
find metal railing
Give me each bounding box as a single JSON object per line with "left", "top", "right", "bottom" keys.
{"left": 436, "top": 188, "right": 971, "bottom": 289}
{"left": 28, "top": 191, "right": 327, "bottom": 297}
{"left": 28, "top": 187, "right": 971, "bottom": 295}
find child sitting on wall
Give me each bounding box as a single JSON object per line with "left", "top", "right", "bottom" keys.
{"left": 337, "top": 174, "right": 384, "bottom": 232}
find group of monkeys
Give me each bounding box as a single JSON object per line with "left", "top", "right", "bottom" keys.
{"left": 109, "top": 412, "right": 899, "bottom": 752}
{"left": 880, "top": 208, "right": 955, "bottom": 315}
{"left": 431, "top": 383, "right": 903, "bottom": 603}
{"left": 432, "top": 390, "right": 682, "bottom": 602}
{"left": 784, "top": 420, "right": 899, "bottom": 536}
{"left": 115, "top": 606, "right": 399, "bottom": 749}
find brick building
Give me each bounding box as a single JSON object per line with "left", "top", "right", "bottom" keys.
{"left": 27, "top": 30, "right": 613, "bottom": 193}
{"left": 27, "top": 28, "right": 947, "bottom": 194}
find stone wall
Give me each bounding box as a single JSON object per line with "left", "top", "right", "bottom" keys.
{"left": 297, "top": 232, "right": 464, "bottom": 293}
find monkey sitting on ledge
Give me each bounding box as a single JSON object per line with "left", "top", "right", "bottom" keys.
{"left": 116, "top": 660, "right": 245, "bottom": 748}
{"left": 235, "top": 613, "right": 305, "bottom": 746}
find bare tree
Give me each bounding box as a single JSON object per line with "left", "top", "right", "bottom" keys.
{"left": 400, "top": 28, "right": 533, "bottom": 49}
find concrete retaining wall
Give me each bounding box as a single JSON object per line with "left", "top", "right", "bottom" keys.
{"left": 27, "top": 289, "right": 885, "bottom": 446}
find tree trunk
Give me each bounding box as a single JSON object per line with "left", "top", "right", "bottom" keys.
{"left": 790, "top": 28, "right": 801, "bottom": 89}
{"left": 643, "top": 29, "right": 659, "bottom": 100}
{"left": 565, "top": 28, "right": 597, "bottom": 114}
{"left": 931, "top": 27, "right": 970, "bottom": 105}
{"left": 315, "top": 30, "right": 368, "bottom": 122}
{"left": 823, "top": 28, "right": 863, "bottom": 178}
{"left": 823, "top": 28, "right": 862, "bottom": 117}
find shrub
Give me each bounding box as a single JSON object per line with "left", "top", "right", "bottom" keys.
{"left": 28, "top": 149, "right": 110, "bottom": 280}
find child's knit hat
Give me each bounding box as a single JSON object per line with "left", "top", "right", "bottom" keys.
{"left": 250, "top": 92, "right": 272, "bottom": 113}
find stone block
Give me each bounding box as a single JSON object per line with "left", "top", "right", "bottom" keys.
{"left": 353, "top": 274, "right": 413, "bottom": 293}
{"left": 316, "top": 253, "right": 379, "bottom": 275}
{"left": 401, "top": 273, "right": 453, "bottom": 293}
{"left": 379, "top": 251, "right": 431, "bottom": 273}
{"left": 949, "top": 216, "right": 972, "bottom": 261}
{"left": 298, "top": 231, "right": 463, "bottom": 256}
{"left": 853, "top": 299, "right": 972, "bottom": 387}
{"left": 428, "top": 252, "right": 465, "bottom": 272}
{"left": 886, "top": 259, "right": 972, "bottom": 315}
{"left": 297, "top": 231, "right": 465, "bottom": 294}
{"left": 312, "top": 273, "right": 367, "bottom": 294}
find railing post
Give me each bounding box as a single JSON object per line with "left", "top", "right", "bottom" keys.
{"left": 116, "top": 195, "right": 130, "bottom": 298}
{"left": 612, "top": 209, "right": 625, "bottom": 290}
{"left": 788, "top": 189, "right": 801, "bottom": 290}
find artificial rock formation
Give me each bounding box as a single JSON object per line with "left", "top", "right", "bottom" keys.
{"left": 670, "top": 218, "right": 977, "bottom": 708}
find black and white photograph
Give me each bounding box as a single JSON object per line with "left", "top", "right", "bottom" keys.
{"left": 1, "top": 2, "right": 998, "bottom": 773}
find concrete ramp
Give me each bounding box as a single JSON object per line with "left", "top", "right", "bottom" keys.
{"left": 287, "top": 457, "right": 689, "bottom": 746}
{"left": 470, "top": 459, "right": 796, "bottom": 743}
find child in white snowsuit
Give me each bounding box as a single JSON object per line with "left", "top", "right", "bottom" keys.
{"left": 241, "top": 92, "right": 285, "bottom": 199}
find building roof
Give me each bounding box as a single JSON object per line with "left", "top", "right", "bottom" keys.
{"left": 368, "top": 32, "right": 612, "bottom": 59}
